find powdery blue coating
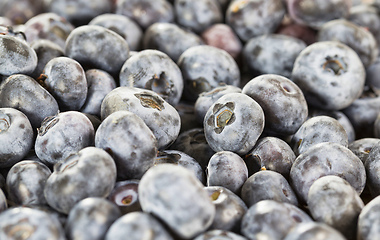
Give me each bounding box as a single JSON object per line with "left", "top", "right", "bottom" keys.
{"left": 178, "top": 45, "right": 240, "bottom": 102}
{"left": 0, "top": 189, "right": 5, "bottom": 213}
{"left": 309, "top": 109, "right": 356, "bottom": 143}
{"left": 174, "top": 0, "right": 223, "bottom": 34}
{"left": 204, "top": 93, "right": 265, "bottom": 155}
{"left": 138, "top": 164, "right": 215, "bottom": 239}
{"left": 246, "top": 136, "right": 296, "bottom": 179}
{"left": 24, "top": 12, "right": 74, "bottom": 49}
{"left": 35, "top": 111, "right": 95, "bottom": 166}
{"left": 0, "top": 74, "right": 59, "bottom": 130}
{"left": 143, "top": 22, "right": 204, "bottom": 62}
{"left": 155, "top": 149, "right": 205, "bottom": 184}
{"left": 43, "top": 0, "right": 113, "bottom": 26}
{"left": 364, "top": 142, "right": 380, "bottom": 197}
{"left": 291, "top": 41, "right": 365, "bottom": 111}
{"left": 6, "top": 160, "right": 51, "bottom": 206}
{"left": 80, "top": 69, "right": 116, "bottom": 117}
{"left": 241, "top": 170, "right": 299, "bottom": 208}
{"left": 100, "top": 87, "right": 180, "bottom": 150}
{"left": 283, "top": 222, "right": 347, "bottom": 240}
{"left": 42, "top": 56, "right": 87, "bottom": 111}
{"left": 194, "top": 85, "right": 242, "bottom": 125}
{"left": 243, "top": 34, "right": 306, "bottom": 78}
{"left": 205, "top": 186, "right": 247, "bottom": 232}
{"left": 105, "top": 212, "right": 174, "bottom": 240}
{"left": 119, "top": 49, "right": 183, "bottom": 106}
{"left": 287, "top": 0, "right": 351, "bottom": 29}
{"left": 0, "top": 108, "right": 34, "bottom": 168}
{"left": 307, "top": 176, "right": 364, "bottom": 240}
{"left": 194, "top": 230, "right": 248, "bottom": 240}
{"left": 226, "top": 0, "right": 286, "bottom": 42}
{"left": 242, "top": 74, "right": 308, "bottom": 136}
{"left": 291, "top": 116, "right": 348, "bottom": 156}
{"left": 30, "top": 39, "right": 64, "bottom": 78}
{"left": 241, "top": 200, "right": 313, "bottom": 240}
{"left": 290, "top": 142, "right": 366, "bottom": 204}
{"left": 0, "top": 207, "right": 65, "bottom": 240}
{"left": 44, "top": 147, "right": 117, "bottom": 214}
{"left": 65, "top": 197, "right": 121, "bottom": 240}
{"left": 65, "top": 25, "right": 130, "bottom": 76}
{"left": 357, "top": 195, "right": 380, "bottom": 240}
{"left": 0, "top": 34, "right": 37, "bottom": 76}
{"left": 115, "top": 0, "right": 174, "bottom": 29}
{"left": 207, "top": 151, "right": 248, "bottom": 194}
{"left": 89, "top": 13, "right": 143, "bottom": 51}
{"left": 95, "top": 110, "right": 158, "bottom": 180}
{"left": 318, "top": 19, "right": 378, "bottom": 68}
{"left": 348, "top": 138, "right": 380, "bottom": 164}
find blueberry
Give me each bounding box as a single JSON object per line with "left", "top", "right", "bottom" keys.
{"left": 207, "top": 151, "right": 248, "bottom": 194}
{"left": 0, "top": 0, "right": 44, "bottom": 25}
{"left": 44, "top": 147, "right": 117, "bottom": 214}
{"left": 307, "top": 175, "right": 364, "bottom": 240}
{"left": 6, "top": 160, "right": 51, "bottom": 206}
{"left": 309, "top": 109, "right": 356, "bottom": 143}
{"left": 95, "top": 110, "right": 157, "bottom": 180}
{"left": 342, "top": 85, "right": 380, "bottom": 139}
{"left": 0, "top": 189, "right": 6, "bottom": 214}
{"left": 201, "top": 24, "right": 243, "bottom": 62}
{"left": 317, "top": 19, "right": 378, "bottom": 68}
{"left": 243, "top": 34, "right": 306, "bottom": 78}
{"left": 138, "top": 164, "right": 215, "bottom": 239}
{"left": 205, "top": 186, "right": 247, "bottom": 233}
{"left": 204, "top": 93, "right": 265, "bottom": 155}
{"left": 357, "top": 195, "right": 380, "bottom": 240}
{"left": 170, "top": 128, "right": 216, "bottom": 170}
{"left": 115, "top": 0, "right": 174, "bottom": 30}
{"left": 283, "top": 222, "right": 347, "bottom": 240}
{"left": 155, "top": 149, "right": 205, "bottom": 184}
{"left": 107, "top": 179, "right": 142, "bottom": 214}
{"left": 143, "top": 22, "right": 204, "bottom": 62}
{"left": 88, "top": 13, "right": 143, "bottom": 51}
{"left": 174, "top": 0, "right": 223, "bottom": 34}
{"left": 287, "top": 0, "right": 351, "bottom": 29}
{"left": 290, "top": 116, "right": 348, "bottom": 156}
{"left": 0, "top": 74, "right": 59, "bottom": 130}
{"left": 194, "top": 230, "right": 248, "bottom": 240}
{"left": 0, "top": 207, "right": 65, "bottom": 240}
{"left": 35, "top": 111, "right": 95, "bottom": 166}
{"left": 348, "top": 138, "right": 380, "bottom": 164}
{"left": 0, "top": 34, "right": 37, "bottom": 76}
{"left": 105, "top": 211, "right": 174, "bottom": 240}
{"left": 29, "top": 39, "right": 64, "bottom": 79}
{"left": 65, "top": 25, "right": 129, "bottom": 77}
{"left": 178, "top": 45, "right": 240, "bottom": 102}
{"left": 119, "top": 49, "right": 184, "bottom": 106}
{"left": 194, "top": 85, "right": 242, "bottom": 125}
{"left": 244, "top": 136, "right": 296, "bottom": 178}
{"left": 80, "top": 69, "right": 117, "bottom": 117}
{"left": 291, "top": 41, "right": 365, "bottom": 110}
{"left": 374, "top": 111, "right": 380, "bottom": 138}
{"left": 43, "top": 0, "right": 113, "bottom": 26}
{"left": 241, "top": 200, "right": 313, "bottom": 240}
{"left": 23, "top": 12, "right": 74, "bottom": 49}
{"left": 289, "top": 142, "right": 366, "bottom": 204}
{"left": 348, "top": 4, "right": 380, "bottom": 47}
{"left": 65, "top": 197, "right": 121, "bottom": 240}
{"left": 363, "top": 142, "right": 380, "bottom": 197}
{"left": 242, "top": 74, "right": 308, "bottom": 136}
{"left": 175, "top": 101, "right": 203, "bottom": 133}
{"left": 0, "top": 108, "right": 34, "bottom": 168}
{"left": 226, "top": 0, "right": 286, "bottom": 42}
{"left": 100, "top": 87, "right": 180, "bottom": 150}
{"left": 241, "top": 170, "right": 298, "bottom": 207}
{"left": 275, "top": 22, "right": 317, "bottom": 46}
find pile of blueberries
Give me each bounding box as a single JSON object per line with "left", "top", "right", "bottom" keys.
{"left": 2, "top": 0, "right": 380, "bottom": 239}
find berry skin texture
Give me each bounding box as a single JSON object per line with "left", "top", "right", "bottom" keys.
{"left": 204, "top": 92, "right": 265, "bottom": 155}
